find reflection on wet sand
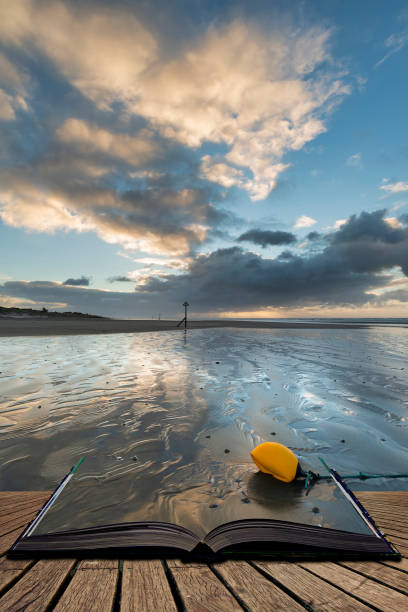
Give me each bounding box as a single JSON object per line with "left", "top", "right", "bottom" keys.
{"left": 1, "top": 325, "right": 407, "bottom": 523}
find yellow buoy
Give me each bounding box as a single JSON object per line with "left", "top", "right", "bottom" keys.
{"left": 250, "top": 442, "right": 299, "bottom": 483}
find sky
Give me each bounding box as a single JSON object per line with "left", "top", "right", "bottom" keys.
{"left": 1, "top": 0, "right": 408, "bottom": 319}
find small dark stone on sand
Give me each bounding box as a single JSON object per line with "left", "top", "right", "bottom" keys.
{"left": 224, "top": 448, "right": 230, "bottom": 453}
{"left": 381, "top": 438, "right": 386, "bottom": 441}
{"left": 132, "top": 456, "right": 138, "bottom": 462}
{"left": 200, "top": 387, "right": 203, "bottom": 389}
{"left": 340, "top": 439, "right": 345, "bottom": 443}
{"left": 209, "top": 504, "right": 218, "bottom": 509}
{"left": 205, "top": 435, "right": 211, "bottom": 438}
{"left": 215, "top": 361, "right": 220, "bottom": 364}
{"left": 270, "top": 432, "right": 276, "bottom": 435}
{"left": 38, "top": 405, "right": 41, "bottom": 409}
{"left": 312, "top": 507, "right": 320, "bottom": 514}
{"left": 241, "top": 497, "right": 251, "bottom": 504}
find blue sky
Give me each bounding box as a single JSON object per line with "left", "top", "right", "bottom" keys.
{"left": 1, "top": 0, "right": 408, "bottom": 318}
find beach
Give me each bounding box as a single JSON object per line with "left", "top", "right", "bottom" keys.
{"left": 0, "top": 317, "right": 369, "bottom": 337}
{"left": 1, "top": 325, "right": 407, "bottom": 504}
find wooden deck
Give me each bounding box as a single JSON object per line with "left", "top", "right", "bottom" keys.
{"left": 0, "top": 491, "right": 407, "bottom": 611}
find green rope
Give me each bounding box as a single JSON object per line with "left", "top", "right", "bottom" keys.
{"left": 317, "top": 472, "right": 408, "bottom": 480}
{"left": 304, "top": 469, "right": 408, "bottom": 492}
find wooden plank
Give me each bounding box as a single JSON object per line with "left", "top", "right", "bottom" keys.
{"left": 0, "top": 507, "right": 43, "bottom": 537}
{"left": 170, "top": 564, "right": 242, "bottom": 611}
{"left": 0, "top": 492, "right": 51, "bottom": 502}
{"left": 54, "top": 561, "right": 118, "bottom": 612}
{"left": 361, "top": 512, "right": 408, "bottom": 531}
{"left": 79, "top": 560, "right": 118, "bottom": 569}
{"left": 382, "top": 557, "right": 408, "bottom": 572}
{"left": 363, "top": 516, "right": 408, "bottom": 536}
{"left": 0, "top": 557, "right": 34, "bottom": 593}
{"left": 213, "top": 560, "right": 304, "bottom": 611}
{"left": 256, "top": 560, "right": 372, "bottom": 611}
{"left": 379, "top": 528, "right": 408, "bottom": 542}
{"left": 358, "top": 492, "right": 408, "bottom": 502}
{"left": 0, "top": 527, "right": 23, "bottom": 556}
{"left": 0, "top": 559, "right": 75, "bottom": 611}
{"left": 0, "top": 496, "right": 49, "bottom": 519}
{"left": 382, "top": 535, "right": 408, "bottom": 556}
{"left": 166, "top": 558, "right": 207, "bottom": 568}
{"left": 121, "top": 560, "right": 177, "bottom": 612}
{"left": 301, "top": 561, "right": 408, "bottom": 612}
{"left": 339, "top": 561, "right": 408, "bottom": 593}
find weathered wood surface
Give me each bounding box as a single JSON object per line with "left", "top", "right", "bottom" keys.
{"left": 53, "top": 560, "right": 119, "bottom": 612}
{"left": 0, "top": 491, "right": 407, "bottom": 611}
{"left": 121, "top": 560, "right": 178, "bottom": 612}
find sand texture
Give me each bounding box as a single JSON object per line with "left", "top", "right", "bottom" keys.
{"left": 0, "top": 318, "right": 367, "bottom": 337}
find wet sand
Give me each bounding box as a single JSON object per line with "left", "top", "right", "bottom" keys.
{"left": 0, "top": 317, "right": 367, "bottom": 337}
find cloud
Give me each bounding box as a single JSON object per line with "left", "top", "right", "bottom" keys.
{"left": 63, "top": 276, "right": 91, "bottom": 286}
{"left": 0, "top": 51, "right": 30, "bottom": 120}
{"left": 2, "top": 210, "right": 408, "bottom": 315}
{"left": 0, "top": 0, "right": 157, "bottom": 110}
{"left": 376, "top": 29, "right": 408, "bottom": 68}
{"left": 0, "top": 2, "right": 350, "bottom": 202}
{"left": 0, "top": 90, "right": 16, "bottom": 120}
{"left": 294, "top": 215, "right": 317, "bottom": 229}
{"left": 0, "top": 166, "right": 217, "bottom": 256}
{"left": 107, "top": 276, "right": 133, "bottom": 283}
{"left": 346, "top": 152, "right": 361, "bottom": 167}
{"left": 56, "top": 119, "right": 159, "bottom": 168}
{"left": 380, "top": 179, "right": 408, "bottom": 195}
{"left": 237, "top": 229, "right": 296, "bottom": 247}
{"left": 136, "top": 209, "right": 408, "bottom": 311}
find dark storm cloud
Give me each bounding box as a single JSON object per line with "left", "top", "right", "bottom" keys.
{"left": 2, "top": 210, "right": 408, "bottom": 316}
{"left": 237, "top": 229, "right": 296, "bottom": 247}
{"left": 330, "top": 210, "right": 408, "bottom": 276}
{"left": 63, "top": 276, "right": 91, "bottom": 286}
{"left": 107, "top": 276, "right": 132, "bottom": 283}
{"left": 332, "top": 210, "right": 405, "bottom": 244}
{"left": 306, "top": 231, "right": 320, "bottom": 241}
{"left": 136, "top": 210, "right": 408, "bottom": 311}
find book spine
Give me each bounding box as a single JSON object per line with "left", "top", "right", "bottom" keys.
{"left": 10, "top": 457, "right": 85, "bottom": 549}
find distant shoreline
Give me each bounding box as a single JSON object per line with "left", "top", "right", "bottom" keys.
{"left": 0, "top": 318, "right": 371, "bottom": 337}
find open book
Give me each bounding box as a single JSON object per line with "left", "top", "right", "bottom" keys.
{"left": 9, "top": 457, "right": 399, "bottom": 559}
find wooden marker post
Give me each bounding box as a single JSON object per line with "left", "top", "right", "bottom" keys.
{"left": 183, "top": 301, "right": 189, "bottom": 329}
{"left": 176, "top": 301, "right": 190, "bottom": 328}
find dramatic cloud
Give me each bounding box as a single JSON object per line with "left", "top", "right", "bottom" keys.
{"left": 63, "top": 276, "right": 91, "bottom": 286}
{"left": 237, "top": 229, "right": 296, "bottom": 247}
{"left": 56, "top": 119, "right": 159, "bottom": 168}
{"left": 295, "top": 215, "right": 317, "bottom": 229}
{"left": 0, "top": 166, "right": 216, "bottom": 255}
{"left": 3, "top": 210, "right": 406, "bottom": 316}
{"left": 134, "top": 209, "right": 408, "bottom": 312}
{"left": 0, "top": 0, "right": 350, "bottom": 209}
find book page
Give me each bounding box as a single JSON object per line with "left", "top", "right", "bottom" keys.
{"left": 32, "top": 454, "right": 373, "bottom": 540}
